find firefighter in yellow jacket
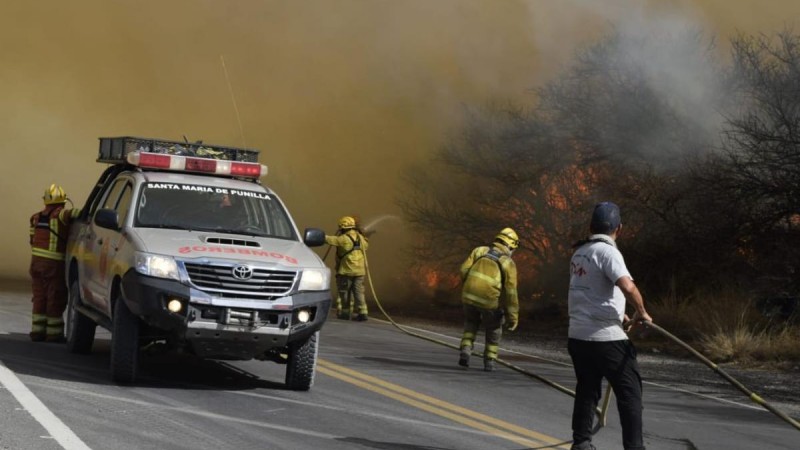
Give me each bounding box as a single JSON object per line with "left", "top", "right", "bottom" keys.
{"left": 28, "top": 184, "right": 80, "bottom": 342}
{"left": 459, "top": 228, "right": 520, "bottom": 371}
{"left": 326, "top": 216, "right": 370, "bottom": 321}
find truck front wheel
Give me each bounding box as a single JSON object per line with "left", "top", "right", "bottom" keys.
{"left": 285, "top": 331, "right": 319, "bottom": 391}
{"left": 66, "top": 280, "right": 96, "bottom": 354}
{"left": 110, "top": 295, "right": 140, "bottom": 383}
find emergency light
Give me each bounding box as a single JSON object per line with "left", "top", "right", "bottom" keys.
{"left": 126, "top": 151, "right": 268, "bottom": 178}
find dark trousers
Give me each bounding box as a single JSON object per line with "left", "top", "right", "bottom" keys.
{"left": 568, "top": 338, "right": 644, "bottom": 450}
{"left": 29, "top": 256, "right": 67, "bottom": 338}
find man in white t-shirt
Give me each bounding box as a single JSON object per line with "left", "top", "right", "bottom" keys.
{"left": 567, "top": 202, "right": 653, "bottom": 450}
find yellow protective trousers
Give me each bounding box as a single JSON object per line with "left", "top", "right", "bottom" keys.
{"left": 335, "top": 275, "right": 368, "bottom": 315}
{"left": 460, "top": 303, "right": 504, "bottom": 361}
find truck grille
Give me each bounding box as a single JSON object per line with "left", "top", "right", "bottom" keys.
{"left": 183, "top": 262, "right": 297, "bottom": 299}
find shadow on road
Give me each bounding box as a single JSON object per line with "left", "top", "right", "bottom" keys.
{"left": 0, "top": 331, "right": 285, "bottom": 391}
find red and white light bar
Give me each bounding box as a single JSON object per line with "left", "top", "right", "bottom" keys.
{"left": 126, "top": 151, "right": 268, "bottom": 178}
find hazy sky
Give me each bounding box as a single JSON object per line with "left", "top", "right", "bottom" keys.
{"left": 3, "top": 0, "right": 799, "bottom": 283}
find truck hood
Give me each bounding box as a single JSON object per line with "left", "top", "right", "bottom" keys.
{"left": 129, "top": 228, "right": 323, "bottom": 269}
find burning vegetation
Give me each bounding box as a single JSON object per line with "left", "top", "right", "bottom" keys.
{"left": 399, "top": 28, "right": 800, "bottom": 338}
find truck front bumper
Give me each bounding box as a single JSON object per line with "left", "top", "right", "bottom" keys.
{"left": 121, "top": 270, "right": 330, "bottom": 359}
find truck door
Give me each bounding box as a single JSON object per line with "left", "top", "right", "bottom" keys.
{"left": 83, "top": 178, "right": 132, "bottom": 314}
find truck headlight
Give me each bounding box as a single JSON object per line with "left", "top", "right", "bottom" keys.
{"left": 135, "top": 252, "right": 180, "bottom": 280}
{"left": 297, "top": 268, "right": 330, "bottom": 291}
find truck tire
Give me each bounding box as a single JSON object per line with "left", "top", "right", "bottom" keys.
{"left": 110, "top": 295, "right": 140, "bottom": 383}
{"left": 66, "top": 280, "right": 96, "bottom": 354}
{"left": 285, "top": 331, "right": 319, "bottom": 391}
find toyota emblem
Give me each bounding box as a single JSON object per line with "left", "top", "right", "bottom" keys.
{"left": 232, "top": 264, "right": 253, "bottom": 280}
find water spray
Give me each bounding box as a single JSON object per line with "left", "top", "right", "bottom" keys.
{"left": 322, "top": 214, "right": 402, "bottom": 262}
{"left": 361, "top": 214, "right": 402, "bottom": 233}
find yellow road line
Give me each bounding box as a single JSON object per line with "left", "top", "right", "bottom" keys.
{"left": 317, "top": 365, "right": 545, "bottom": 448}
{"left": 318, "top": 359, "right": 569, "bottom": 449}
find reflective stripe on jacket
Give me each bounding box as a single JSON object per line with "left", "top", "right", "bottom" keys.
{"left": 30, "top": 205, "right": 78, "bottom": 261}
{"left": 325, "top": 229, "right": 369, "bottom": 276}
{"left": 460, "top": 244, "right": 519, "bottom": 324}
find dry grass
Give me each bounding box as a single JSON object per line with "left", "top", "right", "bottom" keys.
{"left": 645, "top": 289, "right": 800, "bottom": 366}
{"left": 701, "top": 325, "right": 800, "bottom": 367}
{"left": 700, "top": 324, "right": 763, "bottom": 362}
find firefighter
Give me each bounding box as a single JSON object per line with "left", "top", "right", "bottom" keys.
{"left": 28, "top": 184, "right": 80, "bottom": 342}
{"left": 567, "top": 202, "right": 652, "bottom": 450}
{"left": 326, "top": 216, "right": 369, "bottom": 321}
{"left": 458, "top": 228, "right": 519, "bottom": 372}
{"left": 334, "top": 214, "right": 375, "bottom": 314}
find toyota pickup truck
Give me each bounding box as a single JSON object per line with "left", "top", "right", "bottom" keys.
{"left": 65, "top": 137, "right": 331, "bottom": 390}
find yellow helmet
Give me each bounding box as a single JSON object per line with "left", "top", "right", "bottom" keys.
{"left": 338, "top": 216, "right": 356, "bottom": 230}
{"left": 495, "top": 227, "right": 519, "bottom": 250}
{"left": 43, "top": 184, "right": 67, "bottom": 205}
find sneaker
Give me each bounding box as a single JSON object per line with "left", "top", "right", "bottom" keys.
{"left": 483, "top": 359, "right": 496, "bottom": 372}
{"left": 355, "top": 314, "right": 368, "bottom": 322}
{"left": 458, "top": 347, "right": 470, "bottom": 368}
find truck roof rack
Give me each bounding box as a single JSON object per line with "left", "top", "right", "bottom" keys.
{"left": 97, "top": 136, "right": 260, "bottom": 164}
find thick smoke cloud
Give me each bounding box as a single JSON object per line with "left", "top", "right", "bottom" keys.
{"left": 2, "top": 1, "right": 798, "bottom": 289}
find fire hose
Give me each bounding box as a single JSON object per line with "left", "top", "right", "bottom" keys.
{"left": 644, "top": 322, "right": 800, "bottom": 432}
{"left": 355, "top": 248, "right": 613, "bottom": 437}
{"left": 324, "top": 244, "right": 593, "bottom": 402}
{"left": 327, "top": 243, "right": 800, "bottom": 436}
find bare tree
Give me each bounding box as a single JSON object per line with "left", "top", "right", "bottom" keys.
{"left": 703, "top": 31, "right": 800, "bottom": 294}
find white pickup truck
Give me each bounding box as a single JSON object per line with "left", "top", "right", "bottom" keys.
{"left": 65, "top": 137, "right": 331, "bottom": 390}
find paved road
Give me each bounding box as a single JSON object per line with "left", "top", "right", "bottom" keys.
{"left": 0, "top": 284, "right": 797, "bottom": 449}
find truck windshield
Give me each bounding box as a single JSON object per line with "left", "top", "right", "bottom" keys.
{"left": 135, "top": 183, "right": 296, "bottom": 239}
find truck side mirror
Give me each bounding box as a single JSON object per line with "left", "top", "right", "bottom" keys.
{"left": 95, "top": 208, "right": 120, "bottom": 230}
{"left": 303, "top": 228, "right": 326, "bottom": 247}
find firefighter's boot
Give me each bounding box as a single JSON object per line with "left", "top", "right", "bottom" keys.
{"left": 29, "top": 332, "right": 45, "bottom": 342}
{"left": 458, "top": 346, "right": 471, "bottom": 368}
{"left": 355, "top": 314, "right": 368, "bottom": 322}
{"left": 338, "top": 310, "right": 351, "bottom": 320}
{"left": 483, "top": 358, "right": 496, "bottom": 372}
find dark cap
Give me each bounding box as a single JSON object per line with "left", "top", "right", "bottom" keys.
{"left": 590, "top": 201, "right": 621, "bottom": 234}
